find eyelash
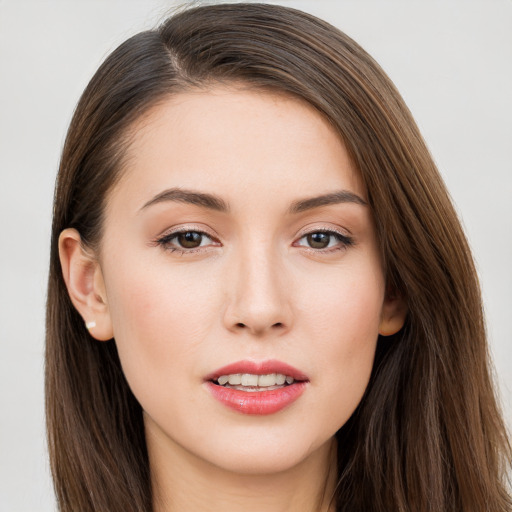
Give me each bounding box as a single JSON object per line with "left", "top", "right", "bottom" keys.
{"left": 293, "top": 229, "right": 354, "bottom": 253}
{"left": 155, "top": 228, "right": 354, "bottom": 255}
{"left": 154, "top": 228, "right": 220, "bottom": 255}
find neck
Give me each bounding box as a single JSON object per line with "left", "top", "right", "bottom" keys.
{"left": 148, "top": 426, "right": 338, "bottom": 512}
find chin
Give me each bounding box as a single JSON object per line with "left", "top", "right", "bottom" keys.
{"left": 195, "top": 428, "right": 334, "bottom": 476}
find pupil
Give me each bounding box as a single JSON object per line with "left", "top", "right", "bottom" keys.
{"left": 178, "top": 232, "right": 202, "bottom": 248}
{"left": 307, "top": 232, "right": 330, "bottom": 249}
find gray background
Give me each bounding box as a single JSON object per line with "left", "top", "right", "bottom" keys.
{"left": 1, "top": 1, "right": 510, "bottom": 510}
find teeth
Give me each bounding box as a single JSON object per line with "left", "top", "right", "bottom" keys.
{"left": 217, "top": 375, "right": 229, "bottom": 386}
{"left": 276, "top": 374, "right": 286, "bottom": 385}
{"left": 258, "top": 374, "right": 277, "bottom": 386}
{"left": 216, "top": 373, "right": 295, "bottom": 387}
{"left": 228, "top": 374, "right": 242, "bottom": 385}
{"left": 241, "top": 374, "right": 259, "bottom": 386}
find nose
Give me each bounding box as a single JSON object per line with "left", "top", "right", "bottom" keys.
{"left": 223, "top": 244, "right": 293, "bottom": 337}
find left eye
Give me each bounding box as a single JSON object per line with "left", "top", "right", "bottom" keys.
{"left": 157, "top": 230, "right": 215, "bottom": 251}
{"left": 295, "top": 231, "right": 352, "bottom": 250}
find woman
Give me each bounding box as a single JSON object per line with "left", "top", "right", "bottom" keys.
{"left": 46, "top": 3, "right": 511, "bottom": 511}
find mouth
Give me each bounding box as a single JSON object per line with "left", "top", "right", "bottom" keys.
{"left": 205, "top": 360, "right": 308, "bottom": 415}
{"left": 215, "top": 372, "right": 296, "bottom": 391}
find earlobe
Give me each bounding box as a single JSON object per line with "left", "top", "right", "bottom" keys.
{"left": 58, "top": 228, "right": 114, "bottom": 341}
{"left": 378, "top": 292, "right": 407, "bottom": 337}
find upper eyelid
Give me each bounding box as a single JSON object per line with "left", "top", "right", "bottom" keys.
{"left": 295, "top": 230, "right": 353, "bottom": 244}
{"left": 296, "top": 225, "right": 352, "bottom": 239}
{"left": 156, "top": 225, "right": 218, "bottom": 240}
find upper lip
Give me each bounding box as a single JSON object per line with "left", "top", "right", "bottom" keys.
{"left": 205, "top": 359, "right": 309, "bottom": 382}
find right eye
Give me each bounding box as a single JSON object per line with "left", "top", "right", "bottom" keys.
{"left": 156, "top": 230, "right": 219, "bottom": 254}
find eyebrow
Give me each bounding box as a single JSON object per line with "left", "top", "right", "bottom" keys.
{"left": 288, "top": 190, "right": 367, "bottom": 213}
{"left": 141, "top": 188, "right": 229, "bottom": 212}
{"left": 140, "top": 187, "right": 367, "bottom": 214}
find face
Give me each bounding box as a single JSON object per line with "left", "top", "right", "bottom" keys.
{"left": 93, "top": 87, "right": 398, "bottom": 475}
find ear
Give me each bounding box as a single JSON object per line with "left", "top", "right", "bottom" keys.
{"left": 58, "top": 228, "right": 114, "bottom": 341}
{"left": 378, "top": 288, "right": 407, "bottom": 337}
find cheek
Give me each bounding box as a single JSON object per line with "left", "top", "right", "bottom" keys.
{"left": 103, "top": 254, "right": 221, "bottom": 395}
{"left": 297, "top": 259, "right": 384, "bottom": 425}
{"left": 298, "top": 256, "right": 384, "bottom": 352}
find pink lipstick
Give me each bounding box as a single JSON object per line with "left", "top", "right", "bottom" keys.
{"left": 204, "top": 360, "right": 308, "bottom": 415}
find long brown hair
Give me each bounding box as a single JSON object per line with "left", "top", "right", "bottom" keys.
{"left": 46, "top": 3, "right": 511, "bottom": 511}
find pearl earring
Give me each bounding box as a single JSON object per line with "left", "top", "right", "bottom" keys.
{"left": 85, "top": 320, "right": 96, "bottom": 330}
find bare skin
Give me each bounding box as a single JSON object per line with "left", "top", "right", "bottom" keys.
{"left": 59, "top": 87, "right": 406, "bottom": 512}
{"left": 148, "top": 426, "right": 338, "bottom": 512}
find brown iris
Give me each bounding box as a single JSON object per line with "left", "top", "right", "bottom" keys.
{"left": 177, "top": 231, "right": 203, "bottom": 248}
{"left": 306, "top": 232, "right": 331, "bottom": 249}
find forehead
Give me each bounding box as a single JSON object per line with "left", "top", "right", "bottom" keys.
{"left": 109, "top": 86, "right": 365, "bottom": 215}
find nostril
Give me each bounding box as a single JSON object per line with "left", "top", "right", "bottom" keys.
{"left": 231, "top": 321, "right": 287, "bottom": 333}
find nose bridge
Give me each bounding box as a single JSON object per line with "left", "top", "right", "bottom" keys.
{"left": 224, "top": 236, "right": 291, "bottom": 336}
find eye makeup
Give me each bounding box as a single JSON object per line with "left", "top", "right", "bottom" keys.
{"left": 293, "top": 228, "right": 354, "bottom": 253}
{"left": 153, "top": 226, "right": 221, "bottom": 255}
{"left": 153, "top": 225, "right": 354, "bottom": 256}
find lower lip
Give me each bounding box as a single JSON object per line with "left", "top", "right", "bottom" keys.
{"left": 205, "top": 381, "right": 307, "bottom": 415}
